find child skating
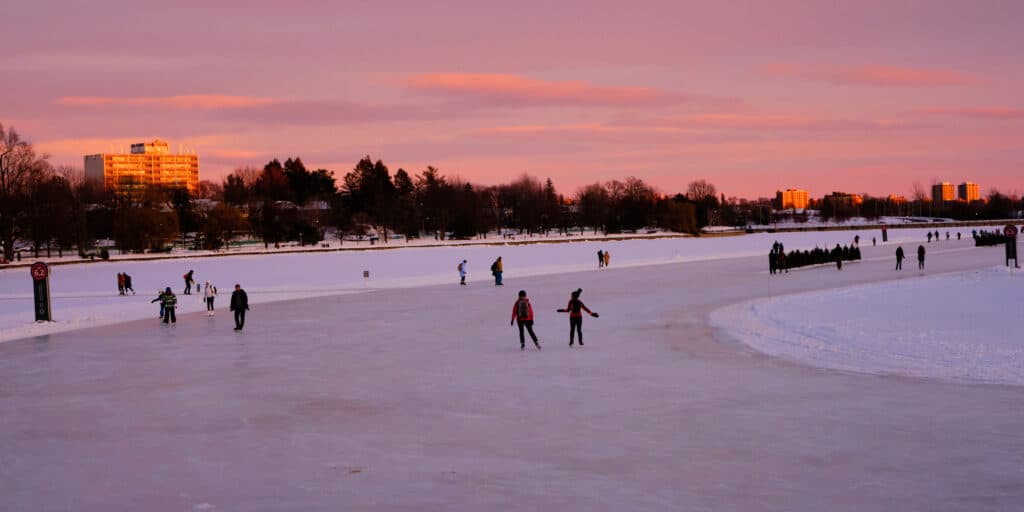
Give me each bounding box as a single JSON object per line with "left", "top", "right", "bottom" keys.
{"left": 556, "top": 288, "right": 599, "bottom": 347}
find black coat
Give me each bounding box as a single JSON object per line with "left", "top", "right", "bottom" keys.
{"left": 230, "top": 289, "right": 249, "bottom": 311}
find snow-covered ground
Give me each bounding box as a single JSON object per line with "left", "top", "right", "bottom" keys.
{"left": 711, "top": 266, "right": 1024, "bottom": 385}
{"left": 745, "top": 215, "right": 961, "bottom": 230}
{"left": 0, "top": 225, "right": 997, "bottom": 343}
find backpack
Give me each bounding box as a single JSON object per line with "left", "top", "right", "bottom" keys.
{"left": 457, "top": 263, "right": 463, "bottom": 272}
{"left": 517, "top": 299, "right": 529, "bottom": 319}
{"left": 490, "top": 261, "right": 497, "bottom": 272}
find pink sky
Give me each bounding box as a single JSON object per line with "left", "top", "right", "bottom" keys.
{"left": 5, "top": 0, "right": 1023, "bottom": 198}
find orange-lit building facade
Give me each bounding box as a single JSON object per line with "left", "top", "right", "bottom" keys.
{"left": 775, "top": 188, "right": 809, "bottom": 210}
{"left": 84, "top": 139, "right": 199, "bottom": 195}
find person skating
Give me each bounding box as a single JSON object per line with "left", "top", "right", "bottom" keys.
{"left": 458, "top": 260, "right": 468, "bottom": 286}
{"left": 230, "top": 284, "right": 249, "bottom": 331}
{"left": 151, "top": 289, "right": 166, "bottom": 319}
{"left": 777, "top": 250, "right": 788, "bottom": 273}
{"left": 768, "top": 249, "right": 777, "bottom": 275}
{"left": 183, "top": 269, "right": 195, "bottom": 295}
{"left": 917, "top": 245, "right": 926, "bottom": 270}
{"left": 161, "top": 287, "right": 177, "bottom": 324}
{"left": 597, "top": 249, "right": 604, "bottom": 268}
{"left": 117, "top": 273, "right": 125, "bottom": 296}
{"left": 203, "top": 281, "right": 218, "bottom": 316}
{"left": 123, "top": 273, "right": 134, "bottom": 294}
{"left": 603, "top": 250, "right": 610, "bottom": 267}
{"left": 510, "top": 290, "right": 540, "bottom": 351}
{"left": 556, "top": 288, "right": 599, "bottom": 347}
{"left": 895, "top": 246, "right": 904, "bottom": 270}
{"left": 491, "top": 257, "right": 504, "bottom": 286}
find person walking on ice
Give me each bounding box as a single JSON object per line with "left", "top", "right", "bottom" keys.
{"left": 917, "top": 245, "right": 926, "bottom": 270}
{"left": 491, "top": 256, "right": 503, "bottom": 286}
{"left": 203, "top": 281, "right": 218, "bottom": 316}
{"left": 603, "top": 250, "right": 611, "bottom": 267}
{"left": 597, "top": 249, "right": 604, "bottom": 268}
{"left": 895, "top": 246, "right": 905, "bottom": 270}
{"left": 123, "top": 273, "right": 135, "bottom": 294}
{"left": 458, "top": 259, "right": 468, "bottom": 286}
{"left": 117, "top": 273, "right": 125, "bottom": 296}
{"left": 556, "top": 288, "right": 599, "bottom": 347}
{"left": 161, "top": 287, "right": 177, "bottom": 324}
{"left": 511, "top": 290, "right": 541, "bottom": 351}
{"left": 230, "top": 284, "right": 249, "bottom": 331}
{"left": 183, "top": 269, "right": 195, "bottom": 295}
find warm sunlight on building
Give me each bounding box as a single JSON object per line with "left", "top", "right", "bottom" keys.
{"left": 84, "top": 139, "right": 199, "bottom": 195}
{"left": 958, "top": 182, "right": 980, "bottom": 202}
{"left": 931, "top": 182, "right": 955, "bottom": 203}
{"left": 775, "top": 188, "right": 809, "bottom": 210}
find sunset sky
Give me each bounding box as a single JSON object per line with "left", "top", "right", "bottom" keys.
{"left": 5, "top": 0, "right": 1023, "bottom": 198}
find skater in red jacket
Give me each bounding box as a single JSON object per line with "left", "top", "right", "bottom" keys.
{"left": 556, "top": 288, "right": 599, "bottom": 346}
{"left": 510, "top": 290, "right": 541, "bottom": 351}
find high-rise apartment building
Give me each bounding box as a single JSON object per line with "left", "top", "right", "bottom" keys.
{"left": 931, "top": 182, "right": 954, "bottom": 203}
{"left": 957, "top": 182, "right": 980, "bottom": 202}
{"left": 775, "top": 188, "right": 809, "bottom": 210}
{"left": 84, "top": 139, "right": 199, "bottom": 195}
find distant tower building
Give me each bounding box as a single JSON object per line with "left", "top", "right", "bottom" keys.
{"left": 957, "top": 182, "right": 979, "bottom": 202}
{"left": 931, "top": 182, "right": 954, "bottom": 204}
{"left": 84, "top": 139, "right": 199, "bottom": 196}
{"left": 775, "top": 188, "right": 809, "bottom": 210}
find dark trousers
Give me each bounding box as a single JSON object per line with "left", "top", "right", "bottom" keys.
{"left": 184, "top": 280, "right": 192, "bottom": 294}
{"left": 517, "top": 320, "right": 538, "bottom": 347}
{"left": 494, "top": 272, "right": 502, "bottom": 285}
{"left": 896, "top": 259, "right": 902, "bottom": 270}
{"left": 206, "top": 297, "right": 215, "bottom": 311}
{"left": 234, "top": 309, "right": 246, "bottom": 329}
{"left": 918, "top": 259, "right": 925, "bottom": 269}
{"left": 163, "top": 307, "right": 176, "bottom": 323}
{"left": 569, "top": 317, "right": 583, "bottom": 345}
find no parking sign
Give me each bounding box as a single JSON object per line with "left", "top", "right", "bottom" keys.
{"left": 1005, "top": 225, "right": 1019, "bottom": 268}
{"left": 30, "top": 262, "right": 52, "bottom": 321}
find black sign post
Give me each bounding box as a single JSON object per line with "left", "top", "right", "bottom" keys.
{"left": 881, "top": 227, "right": 888, "bottom": 243}
{"left": 1005, "top": 225, "right": 1019, "bottom": 268}
{"left": 30, "top": 262, "right": 52, "bottom": 322}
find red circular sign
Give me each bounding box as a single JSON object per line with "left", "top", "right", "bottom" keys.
{"left": 1005, "top": 225, "right": 1018, "bottom": 238}
{"left": 30, "top": 262, "right": 49, "bottom": 281}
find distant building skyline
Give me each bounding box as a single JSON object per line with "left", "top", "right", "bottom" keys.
{"left": 932, "top": 182, "right": 955, "bottom": 204}
{"left": 958, "top": 182, "right": 980, "bottom": 202}
{"left": 775, "top": 189, "right": 810, "bottom": 210}
{"left": 84, "top": 139, "right": 200, "bottom": 195}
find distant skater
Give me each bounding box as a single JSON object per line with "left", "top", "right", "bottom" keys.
{"left": 491, "top": 257, "right": 503, "bottom": 286}
{"left": 230, "top": 284, "right": 249, "bottom": 331}
{"left": 597, "top": 249, "right": 604, "bottom": 268}
{"left": 162, "top": 287, "right": 177, "bottom": 324}
{"left": 603, "top": 250, "right": 610, "bottom": 268}
{"left": 511, "top": 290, "right": 541, "bottom": 351}
{"left": 123, "top": 273, "right": 134, "bottom": 294}
{"left": 768, "top": 250, "right": 777, "bottom": 275}
{"left": 458, "top": 260, "right": 468, "bottom": 286}
{"left": 895, "top": 246, "right": 904, "bottom": 270}
{"left": 183, "top": 269, "right": 195, "bottom": 295}
{"left": 777, "top": 250, "right": 788, "bottom": 273}
{"left": 203, "top": 281, "right": 217, "bottom": 316}
{"left": 917, "top": 245, "right": 926, "bottom": 270}
{"left": 556, "top": 288, "right": 599, "bottom": 347}
{"left": 117, "top": 273, "right": 125, "bottom": 296}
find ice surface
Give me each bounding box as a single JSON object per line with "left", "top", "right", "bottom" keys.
{"left": 1, "top": 234, "right": 1022, "bottom": 510}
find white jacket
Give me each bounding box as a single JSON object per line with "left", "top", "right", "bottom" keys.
{"left": 203, "top": 284, "right": 217, "bottom": 298}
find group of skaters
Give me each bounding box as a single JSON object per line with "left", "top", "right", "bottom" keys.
{"left": 596, "top": 249, "right": 611, "bottom": 268}
{"left": 124, "top": 268, "right": 250, "bottom": 330}
{"left": 768, "top": 241, "right": 788, "bottom": 274}
{"left": 510, "top": 288, "right": 599, "bottom": 351}
{"left": 894, "top": 245, "right": 926, "bottom": 270}
{"left": 926, "top": 230, "right": 959, "bottom": 242}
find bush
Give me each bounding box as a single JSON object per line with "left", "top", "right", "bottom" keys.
{"left": 779, "top": 245, "right": 861, "bottom": 270}
{"left": 99, "top": 248, "right": 110, "bottom": 260}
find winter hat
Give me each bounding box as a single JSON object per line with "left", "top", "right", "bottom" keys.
{"left": 165, "top": 287, "right": 172, "bottom": 293}
{"left": 518, "top": 290, "right": 526, "bottom": 297}
{"left": 571, "top": 288, "right": 582, "bottom": 298}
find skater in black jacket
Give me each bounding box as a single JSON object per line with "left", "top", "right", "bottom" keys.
{"left": 917, "top": 245, "right": 926, "bottom": 270}
{"left": 895, "top": 246, "right": 905, "bottom": 270}
{"left": 230, "top": 284, "right": 249, "bottom": 331}
{"left": 556, "top": 288, "right": 598, "bottom": 347}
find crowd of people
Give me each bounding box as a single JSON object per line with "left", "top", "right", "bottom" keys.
{"left": 124, "top": 269, "right": 250, "bottom": 330}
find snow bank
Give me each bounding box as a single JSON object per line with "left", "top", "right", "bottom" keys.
{"left": 710, "top": 266, "right": 1024, "bottom": 385}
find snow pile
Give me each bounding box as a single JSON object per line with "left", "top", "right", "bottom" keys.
{"left": 711, "top": 266, "right": 1024, "bottom": 385}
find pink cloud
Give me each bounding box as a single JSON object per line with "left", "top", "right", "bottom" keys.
{"left": 764, "top": 64, "right": 978, "bottom": 87}
{"left": 56, "top": 94, "right": 280, "bottom": 109}
{"left": 404, "top": 73, "right": 698, "bottom": 107}
{"left": 912, "top": 107, "right": 1024, "bottom": 120}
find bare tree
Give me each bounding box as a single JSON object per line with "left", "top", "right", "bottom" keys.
{"left": 0, "top": 123, "right": 50, "bottom": 260}
{"left": 686, "top": 179, "right": 717, "bottom": 201}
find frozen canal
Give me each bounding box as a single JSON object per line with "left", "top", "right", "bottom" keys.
{"left": 1, "top": 238, "right": 1022, "bottom": 510}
